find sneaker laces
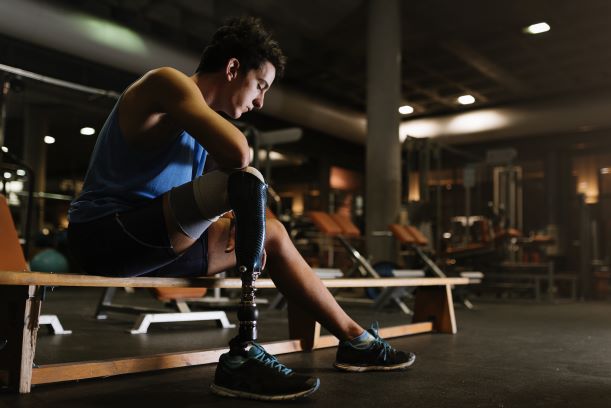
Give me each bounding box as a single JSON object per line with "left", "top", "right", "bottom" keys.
{"left": 368, "top": 322, "right": 395, "bottom": 362}
{"left": 249, "top": 343, "right": 293, "bottom": 376}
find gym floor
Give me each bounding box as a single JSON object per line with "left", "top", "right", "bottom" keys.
{"left": 1, "top": 288, "right": 610, "bottom": 407}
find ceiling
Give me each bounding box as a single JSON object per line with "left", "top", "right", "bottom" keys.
{"left": 3, "top": 0, "right": 611, "bottom": 183}
{"left": 37, "top": 0, "right": 611, "bottom": 117}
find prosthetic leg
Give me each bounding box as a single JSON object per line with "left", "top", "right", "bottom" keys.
{"left": 226, "top": 171, "right": 267, "bottom": 355}
{"left": 210, "top": 169, "right": 321, "bottom": 400}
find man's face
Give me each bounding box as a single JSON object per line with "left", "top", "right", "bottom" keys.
{"left": 227, "top": 61, "right": 276, "bottom": 119}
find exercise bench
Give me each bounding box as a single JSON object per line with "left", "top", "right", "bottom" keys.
{"left": 0, "top": 271, "right": 468, "bottom": 393}
{"left": 0, "top": 198, "right": 469, "bottom": 394}
{"left": 390, "top": 224, "right": 484, "bottom": 309}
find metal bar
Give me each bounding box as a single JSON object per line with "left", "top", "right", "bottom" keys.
{"left": 0, "top": 64, "right": 120, "bottom": 99}
{"left": 413, "top": 246, "right": 447, "bottom": 278}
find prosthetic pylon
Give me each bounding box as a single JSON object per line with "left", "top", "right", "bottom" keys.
{"left": 226, "top": 170, "right": 267, "bottom": 355}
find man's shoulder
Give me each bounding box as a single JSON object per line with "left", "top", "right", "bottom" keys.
{"left": 146, "top": 66, "right": 187, "bottom": 80}
{"left": 142, "top": 67, "right": 192, "bottom": 87}
{"left": 131, "top": 67, "right": 197, "bottom": 98}
{"left": 124, "top": 67, "right": 196, "bottom": 105}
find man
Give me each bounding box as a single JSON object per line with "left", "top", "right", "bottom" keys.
{"left": 68, "top": 16, "right": 415, "bottom": 401}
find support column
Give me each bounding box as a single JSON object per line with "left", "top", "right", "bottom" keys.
{"left": 365, "top": 0, "right": 402, "bottom": 262}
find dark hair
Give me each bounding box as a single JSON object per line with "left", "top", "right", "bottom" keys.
{"left": 196, "top": 16, "right": 286, "bottom": 77}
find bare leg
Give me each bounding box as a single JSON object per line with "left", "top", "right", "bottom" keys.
{"left": 207, "top": 218, "right": 364, "bottom": 342}
{"left": 161, "top": 177, "right": 364, "bottom": 341}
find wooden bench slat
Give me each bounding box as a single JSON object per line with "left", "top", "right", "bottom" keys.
{"left": 321, "top": 277, "right": 469, "bottom": 287}
{"left": 0, "top": 271, "right": 469, "bottom": 288}
{"left": 29, "top": 322, "right": 433, "bottom": 385}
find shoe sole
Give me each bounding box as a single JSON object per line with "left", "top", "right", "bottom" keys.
{"left": 333, "top": 355, "right": 416, "bottom": 372}
{"left": 210, "top": 379, "right": 320, "bottom": 401}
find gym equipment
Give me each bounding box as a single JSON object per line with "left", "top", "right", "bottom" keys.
{"left": 308, "top": 211, "right": 374, "bottom": 276}
{"left": 94, "top": 286, "right": 235, "bottom": 334}
{"left": 402, "top": 136, "right": 484, "bottom": 256}
{"left": 390, "top": 224, "right": 445, "bottom": 277}
{"left": 307, "top": 211, "right": 424, "bottom": 314}
{"left": 389, "top": 223, "right": 484, "bottom": 309}
{"left": 30, "top": 249, "right": 69, "bottom": 273}
{"left": 38, "top": 315, "right": 72, "bottom": 335}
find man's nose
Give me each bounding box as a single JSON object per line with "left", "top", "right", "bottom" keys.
{"left": 253, "top": 94, "right": 264, "bottom": 109}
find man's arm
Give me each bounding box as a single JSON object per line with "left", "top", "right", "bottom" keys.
{"left": 121, "top": 67, "right": 250, "bottom": 170}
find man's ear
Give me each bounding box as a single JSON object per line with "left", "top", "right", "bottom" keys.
{"left": 225, "top": 58, "right": 240, "bottom": 81}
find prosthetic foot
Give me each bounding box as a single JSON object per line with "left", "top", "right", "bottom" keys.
{"left": 226, "top": 170, "right": 267, "bottom": 356}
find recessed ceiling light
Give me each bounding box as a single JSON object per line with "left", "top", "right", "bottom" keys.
{"left": 3, "top": 172, "right": 11, "bottom": 179}
{"left": 1, "top": 146, "right": 8, "bottom": 153}
{"left": 44, "top": 136, "right": 56, "bottom": 144}
{"left": 457, "top": 95, "right": 475, "bottom": 105}
{"left": 398, "top": 105, "right": 414, "bottom": 115}
{"left": 80, "top": 127, "right": 95, "bottom": 135}
{"left": 601, "top": 168, "right": 610, "bottom": 175}
{"left": 524, "top": 22, "right": 550, "bottom": 35}
{"left": 16, "top": 169, "right": 26, "bottom": 176}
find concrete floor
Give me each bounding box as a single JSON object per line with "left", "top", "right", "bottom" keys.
{"left": 1, "top": 288, "right": 611, "bottom": 407}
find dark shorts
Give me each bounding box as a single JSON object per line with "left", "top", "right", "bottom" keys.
{"left": 67, "top": 197, "right": 208, "bottom": 278}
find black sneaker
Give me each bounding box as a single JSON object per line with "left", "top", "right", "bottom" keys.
{"left": 334, "top": 323, "right": 416, "bottom": 372}
{"left": 211, "top": 343, "right": 320, "bottom": 401}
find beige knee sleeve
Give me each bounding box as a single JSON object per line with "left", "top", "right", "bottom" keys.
{"left": 168, "top": 167, "right": 265, "bottom": 239}
{"left": 192, "top": 166, "right": 264, "bottom": 219}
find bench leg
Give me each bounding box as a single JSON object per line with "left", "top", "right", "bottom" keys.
{"left": 287, "top": 301, "right": 320, "bottom": 350}
{"left": 39, "top": 315, "right": 72, "bottom": 335}
{"left": 0, "top": 285, "right": 41, "bottom": 393}
{"left": 94, "top": 287, "right": 117, "bottom": 320}
{"left": 412, "top": 285, "right": 457, "bottom": 334}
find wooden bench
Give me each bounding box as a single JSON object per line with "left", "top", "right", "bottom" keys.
{"left": 0, "top": 271, "right": 467, "bottom": 393}
{"left": 0, "top": 196, "right": 468, "bottom": 393}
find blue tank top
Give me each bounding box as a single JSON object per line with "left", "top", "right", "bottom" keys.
{"left": 68, "top": 99, "right": 207, "bottom": 223}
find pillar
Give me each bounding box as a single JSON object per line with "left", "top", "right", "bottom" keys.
{"left": 365, "top": 0, "right": 402, "bottom": 262}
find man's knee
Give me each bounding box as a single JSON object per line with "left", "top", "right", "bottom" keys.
{"left": 265, "top": 218, "right": 287, "bottom": 248}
